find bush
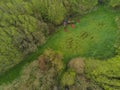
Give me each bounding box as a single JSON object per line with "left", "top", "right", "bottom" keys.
{"left": 68, "top": 58, "right": 85, "bottom": 74}
{"left": 61, "top": 69, "right": 76, "bottom": 87}
{"left": 38, "top": 48, "right": 64, "bottom": 73}
{"left": 109, "top": 0, "right": 120, "bottom": 8}
{"left": 32, "top": 0, "right": 66, "bottom": 25}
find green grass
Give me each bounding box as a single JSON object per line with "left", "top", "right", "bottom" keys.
{"left": 43, "top": 6, "right": 119, "bottom": 63}
{"left": 0, "top": 6, "right": 120, "bottom": 85}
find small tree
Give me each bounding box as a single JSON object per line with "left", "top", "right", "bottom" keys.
{"left": 38, "top": 48, "right": 64, "bottom": 73}
{"left": 61, "top": 69, "right": 76, "bottom": 87}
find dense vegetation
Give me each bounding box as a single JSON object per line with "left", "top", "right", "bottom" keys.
{"left": 85, "top": 56, "right": 120, "bottom": 90}
{"left": 0, "top": 0, "right": 120, "bottom": 90}
{"left": 0, "top": 0, "right": 98, "bottom": 74}
{"left": 0, "top": 0, "right": 48, "bottom": 74}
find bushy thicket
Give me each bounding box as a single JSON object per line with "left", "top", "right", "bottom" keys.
{"left": 38, "top": 48, "right": 64, "bottom": 73}
{"left": 0, "top": 60, "right": 57, "bottom": 90}
{"left": 32, "top": 0, "right": 66, "bottom": 25}
{"left": 63, "top": 0, "right": 98, "bottom": 15}
{"left": 85, "top": 56, "right": 120, "bottom": 90}
{"left": 0, "top": 0, "right": 48, "bottom": 74}
{"left": 31, "top": 0, "right": 98, "bottom": 24}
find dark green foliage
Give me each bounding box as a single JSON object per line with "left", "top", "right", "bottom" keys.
{"left": 0, "top": 29, "right": 22, "bottom": 74}
{"left": 30, "top": 0, "right": 98, "bottom": 24}
{"left": 31, "top": 0, "right": 66, "bottom": 25}
{"left": 0, "top": 0, "right": 48, "bottom": 73}
{"left": 63, "top": 0, "right": 98, "bottom": 15}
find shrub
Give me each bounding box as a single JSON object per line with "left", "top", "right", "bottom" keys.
{"left": 38, "top": 48, "right": 64, "bottom": 73}
{"left": 61, "top": 69, "right": 76, "bottom": 87}
{"left": 38, "top": 55, "right": 47, "bottom": 71}
{"left": 109, "top": 0, "right": 120, "bottom": 8}
{"left": 68, "top": 58, "right": 85, "bottom": 74}
{"left": 32, "top": 0, "right": 66, "bottom": 25}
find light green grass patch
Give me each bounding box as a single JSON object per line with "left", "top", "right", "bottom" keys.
{"left": 43, "top": 6, "right": 119, "bottom": 63}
